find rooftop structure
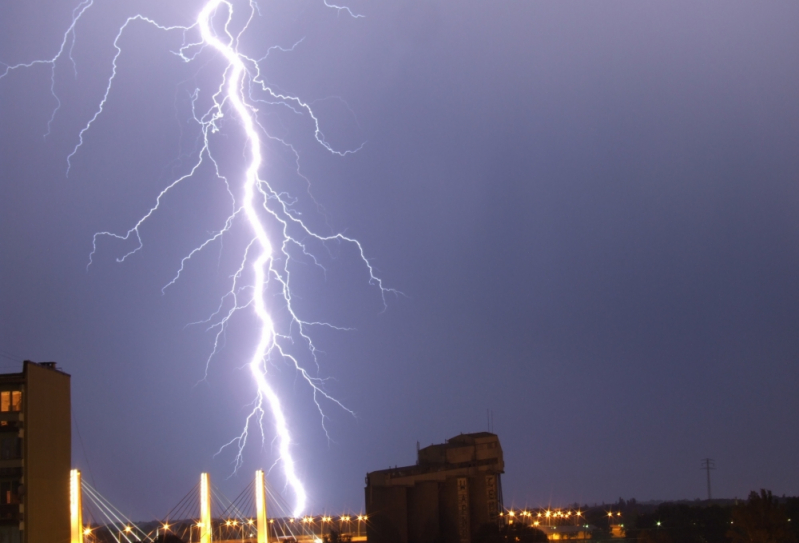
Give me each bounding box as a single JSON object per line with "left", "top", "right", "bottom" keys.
{"left": 366, "top": 432, "right": 504, "bottom": 543}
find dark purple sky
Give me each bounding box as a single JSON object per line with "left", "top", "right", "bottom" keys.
{"left": 2, "top": 0, "right": 799, "bottom": 522}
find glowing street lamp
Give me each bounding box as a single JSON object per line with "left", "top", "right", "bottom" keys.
{"left": 339, "top": 515, "right": 351, "bottom": 536}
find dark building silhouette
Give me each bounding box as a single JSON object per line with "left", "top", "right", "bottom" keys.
{"left": 0, "top": 361, "right": 71, "bottom": 543}
{"left": 365, "top": 432, "right": 504, "bottom": 543}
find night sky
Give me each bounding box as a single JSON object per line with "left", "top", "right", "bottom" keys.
{"left": 2, "top": 0, "right": 799, "bottom": 522}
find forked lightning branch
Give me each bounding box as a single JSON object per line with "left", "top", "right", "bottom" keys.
{"left": 1, "top": 0, "right": 394, "bottom": 517}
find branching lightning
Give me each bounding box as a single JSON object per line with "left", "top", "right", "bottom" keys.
{"left": 2, "top": 0, "right": 395, "bottom": 517}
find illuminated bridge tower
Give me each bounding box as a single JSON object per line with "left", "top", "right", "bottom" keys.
{"left": 200, "top": 473, "right": 213, "bottom": 543}
{"left": 255, "top": 470, "right": 268, "bottom": 543}
{"left": 70, "top": 470, "right": 83, "bottom": 543}
{"left": 365, "top": 432, "right": 504, "bottom": 543}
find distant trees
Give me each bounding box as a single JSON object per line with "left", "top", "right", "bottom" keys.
{"left": 473, "top": 522, "right": 548, "bottom": 543}
{"left": 727, "top": 489, "right": 797, "bottom": 543}
{"left": 152, "top": 534, "right": 185, "bottom": 543}
{"left": 626, "top": 490, "right": 798, "bottom": 543}
{"left": 631, "top": 502, "right": 730, "bottom": 542}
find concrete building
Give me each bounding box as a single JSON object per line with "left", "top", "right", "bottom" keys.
{"left": 365, "top": 432, "right": 504, "bottom": 543}
{"left": 0, "top": 361, "right": 71, "bottom": 543}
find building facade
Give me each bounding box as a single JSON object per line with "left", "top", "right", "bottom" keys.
{"left": 0, "top": 361, "right": 71, "bottom": 543}
{"left": 365, "top": 432, "right": 504, "bottom": 543}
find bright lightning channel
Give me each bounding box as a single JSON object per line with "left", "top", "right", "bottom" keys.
{"left": 1, "top": 0, "right": 395, "bottom": 517}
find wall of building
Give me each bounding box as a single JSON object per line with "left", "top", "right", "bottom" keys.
{"left": 23, "top": 361, "right": 70, "bottom": 543}
{"left": 407, "top": 481, "right": 440, "bottom": 543}
{"left": 366, "top": 485, "right": 408, "bottom": 543}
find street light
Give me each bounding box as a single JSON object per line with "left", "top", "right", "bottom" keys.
{"left": 340, "top": 515, "right": 351, "bottom": 536}
{"left": 117, "top": 525, "right": 133, "bottom": 543}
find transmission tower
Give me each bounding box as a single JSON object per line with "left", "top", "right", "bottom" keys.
{"left": 701, "top": 458, "right": 715, "bottom": 501}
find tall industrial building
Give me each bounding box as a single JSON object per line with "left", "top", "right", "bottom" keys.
{"left": 365, "top": 432, "right": 504, "bottom": 543}
{"left": 0, "top": 361, "right": 71, "bottom": 543}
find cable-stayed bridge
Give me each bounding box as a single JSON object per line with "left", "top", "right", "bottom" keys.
{"left": 71, "top": 470, "right": 368, "bottom": 543}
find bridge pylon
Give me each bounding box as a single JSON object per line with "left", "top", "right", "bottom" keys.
{"left": 200, "top": 472, "right": 213, "bottom": 543}
{"left": 70, "top": 469, "right": 83, "bottom": 543}
{"left": 256, "top": 469, "right": 268, "bottom": 543}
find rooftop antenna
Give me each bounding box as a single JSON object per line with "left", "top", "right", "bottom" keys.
{"left": 701, "top": 458, "right": 715, "bottom": 500}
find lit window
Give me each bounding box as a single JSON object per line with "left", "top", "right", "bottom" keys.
{"left": 0, "top": 391, "right": 22, "bottom": 412}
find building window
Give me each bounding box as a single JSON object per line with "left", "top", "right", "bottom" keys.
{"left": 0, "top": 481, "right": 20, "bottom": 506}
{"left": 0, "top": 438, "right": 19, "bottom": 461}
{"left": 0, "top": 392, "right": 21, "bottom": 413}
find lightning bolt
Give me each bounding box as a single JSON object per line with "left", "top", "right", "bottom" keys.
{"left": 3, "top": 0, "right": 395, "bottom": 517}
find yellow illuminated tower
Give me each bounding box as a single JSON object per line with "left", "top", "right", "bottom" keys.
{"left": 200, "top": 473, "right": 213, "bottom": 543}
{"left": 255, "top": 470, "right": 268, "bottom": 543}
{"left": 70, "top": 469, "right": 83, "bottom": 543}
